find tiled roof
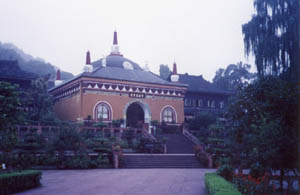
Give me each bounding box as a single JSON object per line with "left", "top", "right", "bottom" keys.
{"left": 49, "top": 67, "right": 187, "bottom": 91}
{"left": 92, "top": 55, "right": 143, "bottom": 71}
{"left": 0, "top": 60, "right": 38, "bottom": 80}
{"left": 86, "top": 66, "right": 186, "bottom": 86}
{"left": 178, "top": 74, "right": 231, "bottom": 94}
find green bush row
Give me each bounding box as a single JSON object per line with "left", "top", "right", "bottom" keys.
{"left": 205, "top": 173, "right": 241, "bottom": 195}
{"left": 0, "top": 170, "right": 42, "bottom": 194}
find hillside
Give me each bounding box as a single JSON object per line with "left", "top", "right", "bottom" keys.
{"left": 0, "top": 42, "right": 73, "bottom": 80}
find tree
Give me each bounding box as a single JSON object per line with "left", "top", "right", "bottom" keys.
{"left": 188, "top": 112, "right": 217, "bottom": 131}
{"left": 212, "top": 62, "right": 256, "bottom": 91}
{"left": 242, "top": 0, "right": 299, "bottom": 82}
{"left": 0, "top": 81, "right": 22, "bottom": 130}
{"left": 24, "top": 78, "right": 55, "bottom": 123}
{"left": 159, "top": 64, "right": 171, "bottom": 80}
{"left": 0, "top": 82, "right": 21, "bottom": 166}
{"left": 50, "top": 126, "right": 82, "bottom": 167}
{"left": 225, "top": 76, "right": 300, "bottom": 189}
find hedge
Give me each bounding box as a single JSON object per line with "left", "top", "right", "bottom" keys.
{"left": 205, "top": 173, "right": 241, "bottom": 195}
{"left": 0, "top": 170, "right": 42, "bottom": 194}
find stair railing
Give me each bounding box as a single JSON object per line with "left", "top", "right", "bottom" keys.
{"left": 182, "top": 125, "right": 213, "bottom": 168}
{"left": 183, "top": 129, "right": 202, "bottom": 146}
{"left": 142, "top": 129, "right": 156, "bottom": 141}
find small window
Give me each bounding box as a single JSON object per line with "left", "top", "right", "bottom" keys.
{"left": 184, "top": 99, "right": 189, "bottom": 106}
{"left": 162, "top": 107, "right": 176, "bottom": 123}
{"left": 95, "top": 102, "right": 112, "bottom": 121}
{"left": 220, "top": 101, "right": 224, "bottom": 109}
{"left": 211, "top": 101, "right": 215, "bottom": 108}
{"left": 207, "top": 100, "right": 210, "bottom": 107}
{"left": 184, "top": 99, "right": 192, "bottom": 107}
{"left": 197, "top": 99, "right": 203, "bottom": 107}
{"left": 192, "top": 99, "right": 196, "bottom": 107}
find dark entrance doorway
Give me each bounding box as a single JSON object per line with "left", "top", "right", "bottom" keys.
{"left": 126, "top": 103, "right": 144, "bottom": 127}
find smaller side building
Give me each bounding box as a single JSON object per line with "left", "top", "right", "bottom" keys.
{"left": 0, "top": 60, "right": 38, "bottom": 89}
{"left": 169, "top": 63, "right": 232, "bottom": 120}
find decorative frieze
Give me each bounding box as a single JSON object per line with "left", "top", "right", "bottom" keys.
{"left": 61, "top": 80, "right": 186, "bottom": 100}
{"left": 53, "top": 83, "right": 80, "bottom": 100}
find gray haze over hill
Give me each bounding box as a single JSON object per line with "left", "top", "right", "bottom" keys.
{"left": 0, "top": 42, "right": 73, "bottom": 80}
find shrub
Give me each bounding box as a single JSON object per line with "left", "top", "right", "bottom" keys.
{"left": 112, "top": 119, "right": 123, "bottom": 127}
{"left": 205, "top": 173, "right": 241, "bottom": 195}
{"left": 249, "top": 163, "right": 264, "bottom": 179}
{"left": 232, "top": 172, "right": 274, "bottom": 194}
{"left": 188, "top": 112, "right": 217, "bottom": 130}
{"left": 0, "top": 170, "right": 42, "bottom": 195}
{"left": 217, "top": 164, "right": 234, "bottom": 181}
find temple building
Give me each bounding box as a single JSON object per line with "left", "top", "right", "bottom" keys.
{"left": 49, "top": 32, "right": 187, "bottom": 128}
{"left": 0, "top": 60, "right": 38, "bottom": 89}
{"left": 168, "top": 63, "right": 231, "bottom": 120}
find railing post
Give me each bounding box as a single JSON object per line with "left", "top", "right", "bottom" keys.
{"left": 163, "top": 144, "right": 167, "bottom": 154}
{"left": 113, "top": 152, "right": 119, "bottom": 169}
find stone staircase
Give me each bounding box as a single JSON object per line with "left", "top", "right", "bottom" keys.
{"left": 120, "top": 154, "right": 204, "bottom": 168}
{"left": 120, "top": 133, "right": 204, "bottom": 168}
{"left": 164, "top": 133, "right": 195, "bottom": 154}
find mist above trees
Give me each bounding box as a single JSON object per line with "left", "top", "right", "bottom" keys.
{"left": 0, "top": 42, "right": 73, "bottom": 80}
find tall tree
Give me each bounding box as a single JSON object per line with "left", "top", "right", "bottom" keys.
{"left": 159, "top": 64, "right": 171, "bottom": 80}
{"left": 24, "top": 78, "right": 54, "bottom": 123}
{"left": 0, "top": 82, "right": 21, "bottom": 163}
{"left": 242, "top": 0, "right": 299, "bottom": 82}
{"left": 212, "top": 62, "right": 255, "bottom": 91}
{"left": 0, "top": 81, "right": 21, "bottom": 130}
{"left": 226, "top": 76, "right": 300, "bottom": 189}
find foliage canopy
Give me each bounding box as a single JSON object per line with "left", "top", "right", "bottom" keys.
{"left": 225, "top": 76, "right": 300, "bottom": 188}
{"left": 0, "top": 81, "right": 21, "bottom": 130}
{"left": 242, "top": 0, "right": 299, "bottom": 82}
{"left": 159, "top": 64, "right": 171, "bottom": 80}
{"left": 213, "top": 62, "right": 256, "bottom": 91}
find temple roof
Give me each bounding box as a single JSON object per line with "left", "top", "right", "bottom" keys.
{"left": 178, "top": 73, "right": 231, "bottom": 95}
{"left": 92, "top": 54, "right": 143, "bottom": 71}
{"left": 86, "top": 66, "right": 185, "bottom": 86}
{"left": 0, "top": 60, "right": 38, "bottom": 80}
{"left": 49, "top": 66, "right": 187, "bottom": 91}
{"left": 49, "top": 31, "right": 187, "bottom": 91}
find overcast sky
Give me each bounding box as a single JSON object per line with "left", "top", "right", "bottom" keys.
{"left": 0, "top": 0, "right": 256, "bottom": 81}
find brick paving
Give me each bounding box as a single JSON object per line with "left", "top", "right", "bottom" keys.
{"left": 17, "top": 169, "right": 216, "bottom": 195}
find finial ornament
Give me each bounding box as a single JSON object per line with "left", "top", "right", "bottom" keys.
{"left": 55, "top": 69, "right": 63, "bottom": 86}
{"left": 171, "top": 61, "right": 179, "bottom": 82}
{"left": 83, "top": 50, "right": 93, "bottom": 73}
{"left": 111, "top": 31, "right": 122, "bottom": 56}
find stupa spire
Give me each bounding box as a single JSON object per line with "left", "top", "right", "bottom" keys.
{"left": 55, "top": 69, "right": 63, "bottom": 86}
{"left": 110, "top": 31, "right": 122, "bottom": 56}
{"left": 56, "top": 69, "right": 61, "bottom": 80}
{"left": 86, "top": 51, "right": 91, "bottom": 65}
{"left": 82, "top": 50, "right": 93, "bottom": 73}
{"left": 172, "top": 62, "right": 177, "bottom": 75}
{"left": 170, "top": 61, "right": 179, "bottom": 82}
{"left": 113, "top": 31, "right": 118, "bottom": 45}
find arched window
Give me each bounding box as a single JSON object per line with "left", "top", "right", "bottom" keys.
{"left": 161, "top": 107, "right": 176, "bottom": 123}
{"left": 95, "top": 102, "right": 111, "bottom": 121}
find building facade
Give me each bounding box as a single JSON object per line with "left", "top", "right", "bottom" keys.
{"left": 169, "top": 63, "right": 231, "bottom": 120}
{"left": 49, "top": 32, "right": 187, "bottom": 128}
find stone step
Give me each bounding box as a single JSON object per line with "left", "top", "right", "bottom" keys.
{"left": 120, "top": 154, "right": 204, "bottom": 168}
{"left": 123, "top": 165, "right": 202, "bottom": 168}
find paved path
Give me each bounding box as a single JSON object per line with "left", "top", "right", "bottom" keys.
{"left": 18, "top": 169, "right": 215, "bottom": 195}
